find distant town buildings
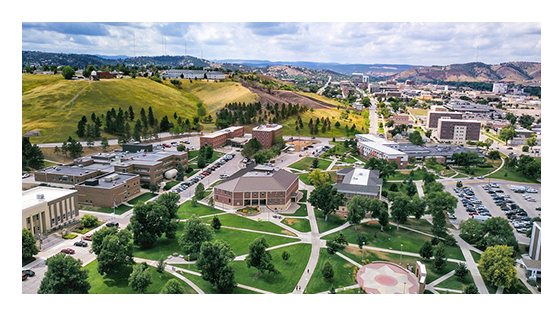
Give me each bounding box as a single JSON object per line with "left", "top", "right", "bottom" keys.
{"left": 165, "top": 69, "right": 226, "bottom": 80}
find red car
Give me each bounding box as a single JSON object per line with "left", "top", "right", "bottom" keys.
{"left": 468, "top": 211, "right": 479, "bottom": 216}
{"left": 163, "top": 143, "right": 171, "bottom": 148}
{"left": 61, "top": 248, "right": 75, "bottom": 254}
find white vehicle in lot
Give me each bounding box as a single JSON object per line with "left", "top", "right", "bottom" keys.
{"left": 526, "top": 188, "right": 538, "bottom": 193}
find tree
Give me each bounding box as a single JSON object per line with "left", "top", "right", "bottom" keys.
{"left": 479, "top": 245, "right": 517, "bottom": 289}
{"left": 419, "top": 240, "right": 433, "bottom": 260}
{"left": 307, "top": 168, "right": 330, "bottom": 187}
{"left": 179, "top": 215, "right": 214, "bottom": 258}
{"left": 96, "top": 229, "right": 134, "bottom": 275}
{"left": 241, "top": 138, "right": 262, "bottom": 158}
{"left": 245, "top": 237, "right": 279, "bottom": 276}
{"left": 365, "top": 158, "right": 397, "bottom": 180}
{"left": 487, "top": 150, "right": 501, "bottom": 162}
{"left": 326, "top": 233, "right": 348, "bottom": 254}
{"left": 22, "top": 228, "right": 39, "bottom": 261}
{"left": 22, "top": 137, "right": 45, "bottom": 171}
{"left": 433, "top": 242, "right": 447, "bottom": 272}
{"left": 322, "top": 261, "right": 334, "bottom": 280}
{"left": 346, "top": 195, "right": 368, "bottom": 230}
{"left": 499, "top": 125, "right": 517, "bottom": 145}
{"left": 128, "top": 262, "right": 152, "bottom": 294}
{"left": 518, "top": 114, "right": 535, "bottom": 129}
{"left": 160, "top": 279, "right": 185, "bottom": 294}
{"left": 455, "top": 262, "right": 469, "bottom": 280}
{"left": 196, "top": 239, "right": 236, "bottom": 293}
{"left": 195, "top": 183, "right": 205, "bottom": 200}
{"left": 61, "top": 66, "right": 75, "bottom": 79}
{"left": 80, "top": 214, "right": 99, "bottom": 228}
{"left": 211, "top": 215, "right": 222, "bottom": 231}
{"left": 129, "top": 202, "right": 175, "bottom": 249}
{"left": 459, "top": 218, "right": 486, "bottom": 244}
{"left": 390, "top": 195, "right": 410, "bottom": 230}
{"left": 91, "top": 226, "right": 118, "bottom": 255}
{"left": 38, "top": 253, "right": 90, "bottom": 294}
{"left": 378, "top": 210, "right": 390, "bottom": 232}
{"left": 464, "top": 283, "right": 479, "bottom": 294}
{"left": 409, "top": 131, "right": 424, "bottom": 146}
{"left": 505, "top": 112, "right": 517, "bottom": 125}
{"left": 281, "top": 250, "right": 291, "bottom": 263}
{"left": 156, "top": 192, "right": 180, "bottom": 219}
{"left": 309, "top": 184, "right": 346, "bottom": 221}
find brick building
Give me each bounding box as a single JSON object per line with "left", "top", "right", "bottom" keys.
{"left": 436, "top": 119, "right": 481, "bottom": 143}
{"left": 426, "top": 111, "right": 463, "bottom": 129}
{"left": 252, "top": 124, "right": 283, "bottom": 149}
{"left": 213, "top": 165, "right": 299, "bottom": 211}
{"left": 75, "top": 172, "right": 141, "bottom": 208}
{"left": 199, "top": 126, "right": 244, "bottom": 148}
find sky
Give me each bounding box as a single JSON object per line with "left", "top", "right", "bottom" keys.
{"left": 21, "top": 21, "right": 541, "bottom": 66}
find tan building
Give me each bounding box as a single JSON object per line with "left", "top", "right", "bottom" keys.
{"left": 252, "top": 124, "right": 283, "bottom": 149}
{"left": 75, "top": 172, "right": 141, "bottom": 208}
{"left": 22, "top": 186, "right": 79, "bottom": 237}
{"left": 110, "top": 150, "right": 188, "bottom": 187}
{"left": 199, "top": 126, "right": 244, "bottom": 148}
{"left": 213, "top": 165, "right": 298, "bottom": 211}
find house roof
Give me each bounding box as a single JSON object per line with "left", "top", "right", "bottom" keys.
{"left": 333, "top": 168, "right": 382, "bottom": 196}
{"left": 214, "top": 165, "right": 298, "bottom": 192}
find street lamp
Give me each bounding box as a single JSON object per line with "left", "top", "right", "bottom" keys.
{"left": 361, "top": 241, "right": 366, "bottom": 263}
{"left": 400, "top": 244, "right": 403, "bottom": 265}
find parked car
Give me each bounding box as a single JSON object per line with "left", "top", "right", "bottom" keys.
{"left": 61, "top": 248, "right": 75, "bottom": 254}
{"left": 83, "top": 234, "right": 92, "bottom": 241}
{"left": 106, "top": 222, "right": 119, "bottom": 228}
{"left": 22, "top": 269, "right": 35, "bottom": 277}
{"left": 22, "top": 273, "right": 28, "bottom": 281}
{"left": 74, "top": 241, "right": 88, "bottom": 247}
{"left": 22, "top": 173, "right": 30, "bottom": 179}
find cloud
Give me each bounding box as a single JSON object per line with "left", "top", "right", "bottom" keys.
{"left": 20, "top": 22, "right": 541, "bottom": 65}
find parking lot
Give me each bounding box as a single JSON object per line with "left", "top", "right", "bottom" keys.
{"left": 446, "top": 179, "right": 541, "bottom": 244}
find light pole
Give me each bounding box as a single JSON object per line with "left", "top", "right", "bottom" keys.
{"left": 362, "top": 241, "right": 366, "bottom": 263}
{"left": 400, "top": 244, "right": 403, "bottom": 265}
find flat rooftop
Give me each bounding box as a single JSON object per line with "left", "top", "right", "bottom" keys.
{"left": 252, "top": 124, "right": 283, "bottom": 132}
{"left": 77, "top": 173, "right": 139, "bottom": 189}
{"left": 22, "top": 186, "right": 77, "bottom": 210}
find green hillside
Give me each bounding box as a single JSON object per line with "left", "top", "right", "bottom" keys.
{"left": 22, "top": 75, "right": 256, "bottom": 143}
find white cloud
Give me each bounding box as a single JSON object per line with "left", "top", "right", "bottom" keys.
{"left": 21, "top": 22, "right": 541, "bottom": 65}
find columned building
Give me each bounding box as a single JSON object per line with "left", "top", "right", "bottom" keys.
{"left": 22, "top": 186, "right": 79, "bottom": 237}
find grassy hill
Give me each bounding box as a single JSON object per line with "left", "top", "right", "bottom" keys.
{"left": 22, "top": 75, "right": 256, "bottom": 143}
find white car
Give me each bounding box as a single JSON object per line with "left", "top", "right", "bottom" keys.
{"left": 22, "top": 173, "right": 30, "bottom": 179}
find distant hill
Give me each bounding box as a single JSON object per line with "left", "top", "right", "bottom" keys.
{"left": 215, "top": 59, "right": 417, "bottom": 77}
{"left": 22, "top": 51, "right": 212, "bottom": 69}
{"left": 391, "top": 61, "right": 541, "bottom": 86}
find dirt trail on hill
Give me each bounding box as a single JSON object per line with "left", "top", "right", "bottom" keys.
{"left": 239, "top": 80, "right": 338, "bottom": 110}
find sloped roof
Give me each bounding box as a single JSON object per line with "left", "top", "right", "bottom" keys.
{"left": 215, "top": 166, "right": 298, "bottom": 192}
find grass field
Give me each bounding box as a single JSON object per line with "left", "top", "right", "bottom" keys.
{"left": 201, "top": 213, "right": 292, "bottom": 235}
{"left": 85, "top": 259, "right": 198, "bottom": 294}
{"left": 22, "top": 75, "right": 257, "bottom": 144}
{"left": 289, "top": 156, "right": 332, "bottom": 171}
{"left": 305, "top": 248, "right": 356, "bottom": 294}
{"left": 229, "top": 243, "right": 311, "bottom": 294}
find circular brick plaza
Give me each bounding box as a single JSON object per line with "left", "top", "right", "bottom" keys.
{"left": 356, "top": 261, "right": 420, "bottom": 294}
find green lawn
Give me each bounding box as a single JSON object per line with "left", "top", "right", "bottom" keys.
{"left": 86, "top": 203, "right": 132, "bottom": 215}
{"left": 322, "top": 221, "right": 465, "bottom": 261}
{"left": 281, "top": 217, "right": 311, "bottom": 232}
{"left": 178, "top": 271, "right": 260, "bottom": 294}
{"left": 305, "top": 248, "right": 356, "bottom": 294}
{"left": 230, "top": 243, "right": 312, "bottom": 294}
{"left": 287, "top": 203, "right": 309, "bottom": 217}
{"left": 84, "top": 259, "right": 197, "bottom": 294}
{"left": 127, "top": 192, "right": 158, "bottom": 205}
{"left": 314, "top": 208, "right": 347, "bottom": 234}
{"left": 201, "top": 213, "right": 294, "bottom": 235}
{"left": 213, "top": 228, "right": 299, "bottom": 257}
{"left": 289, "top": 157, "right": 332, "bottom": 171}
{"left": 133, "top": 222, "right": 299, "bottom": 261}
{"left": 487, "top": 165, "right": 540, "bottom": 183}
{"left": 299, "top": 190, "right": 308, "bottom": 203}
{"left": 177, "top": 201, "right": 223, "bottom": 219}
